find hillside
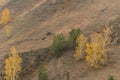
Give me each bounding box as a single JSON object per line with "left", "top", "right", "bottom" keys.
{"left": 0, "top": 0, "right": 120, "bottom": 80}
{"left": 0, "top": 0, "right": 9, "bottom": 6}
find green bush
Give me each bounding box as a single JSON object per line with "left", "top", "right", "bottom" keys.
{"left": 39, "top": 63, "right": 49, "bottom": 80}
{"left": 66, "top": 72, "right": 70, "bottom": 80}
{"left": 50, "top": 34, "right": 67, "bottom": 57}
{"left": 108, "top": 75, "right": 114, "bottom": 80}
{"left": 67, "top": 28, "right": 81, "bottom": 48}
{"left": 49, "top": 28, "right": 81, "bottom": 57}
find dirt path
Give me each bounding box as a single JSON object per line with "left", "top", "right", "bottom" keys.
{"left": 19, "top": 0, "right": 47, "bottom": 21}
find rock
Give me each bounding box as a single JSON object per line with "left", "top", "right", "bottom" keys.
{"left": 112, "top": 37, "right": 119, "bottom": 45}
{"left": 101, "top": 7, "right": 107, "bottom": 12}
{"left": 47, "top": 32, "right": 52, "bottom": 35}
{"left": 42, "top": 37, "right": 46, "bottom": 40}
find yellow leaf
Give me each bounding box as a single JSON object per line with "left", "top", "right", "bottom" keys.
{"left": 0, "top": 8, "right": 10, "bottom": 24}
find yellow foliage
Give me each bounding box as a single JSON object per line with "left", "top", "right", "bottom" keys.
{"left": 74, "top": 34, "right": 87, "bottom": 60}
{"left": 85, "top": 33, "right": 107, "bottom": 69}
{"left": 0, "top": 8, "right": 10, "bottom": 24}
{"left": 102, "top": 26, "right": 111, "bottom": 48}
{"left": 4, "top": 58, "right": 12, "bottom": 80}
{"left": 90, "top": 32, "right": 103, "bottom": 44}
{"left": 85, "top": 43, "right": 106, "bottom": 69}
{"left": 5, "top": 46, "right": 22, "bottom": 80}
{"left": 5, "top": 25, "right": 11, "bottom": 37}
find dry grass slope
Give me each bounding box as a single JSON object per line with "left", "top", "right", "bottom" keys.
{"left": 0, "top": 0, "right": 120, "bottom": 80}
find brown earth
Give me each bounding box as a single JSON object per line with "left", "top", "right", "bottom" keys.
{"left": 0, "top": 0, "right": 120, "bottom": 80}
{"left": 0, "top": 0, "right": 9, "bottom": 6}
{"left": 45, "top": 46, "right": 120, "bottom": 80}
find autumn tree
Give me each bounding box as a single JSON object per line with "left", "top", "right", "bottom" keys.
{"left": 5, "top": 25, "right": 11, "bottom": 37}
{"left": 67, "top": 28, "right": 81, "bottom": 48}
{"left": 5, "top": 46, "right": 22, "bottom": 80}
{"left": 85, "top": 33, "right": 104, "bottom": 68}
{"left": 85, "top": 42, "right": 105, "bottom": 69}
{"left": 39, "top": 63, "right": 49, "bottom": 80}
{"left": 74, "top": 34, "right": 87, "bottom": 60}
{"left": 0, "top": 8, "right": 11, "bottom": 25}
{"left": 50, "top": 34, "right": 67, "bottom": 57}
{"left": 102, "top": 26, "right": 111, "bottom": 49}
{"left": 85, "top": 26, "right": 111, "bottom": 69}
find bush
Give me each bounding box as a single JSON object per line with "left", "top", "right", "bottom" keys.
{"left": 74, "top": 34, "right": 87, "bottom": 60}
{"left": 108, "top": 75, "right": 114, "bottom": 80}
{"left": 50, "top": 34, "right": 67, "bottom": 57}
{"left": 67, "top": 28, "right": 81, "bottom": 48}
{"left": 85, "top": 42, "right": 106, "bottom": 69}
{"left": 66, "top": 72, "right": 70, "bottom": 80}
{"left": 85, "top": 33, "right": 107, "bottom": 69}
{"left": 39, "top": 63, "right": 49, "bottom": 80}
{"left": 49, "top": 28, "right": 81, "bottom": 58}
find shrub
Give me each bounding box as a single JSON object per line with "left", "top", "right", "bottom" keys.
{"left": 85, "top": 42, "right": 105, "bottom": 69}
{"left": 85, "top": 27, "right": 111, "bottom": 69}
{"left": 5, "top": 46, "right": 22, "bottom": 80}
{"left": 50, "top": 34, "right": 67, "bottom": 57}
{"left": 67, "top": 28, "right": 81, "bottom": 48}
{"left": 66, "top": 72, "right": 70, "bottom": 80}
{"left": 85, "top": 33, "right": 107, "bottom": 69}
{"left": 102, "top": 26, "right": 111, "bottom": 48}
{"left": 74, "top": 34, "right": 87, "bottom": 60}
{"left": 39, "top": 63, "right": 49, "bottom": 80}
{"left": 0, "top": 8, "right": 11, "bottom": 25}
{"left": 108, "top": 75, "right": 114, "bottom": 80}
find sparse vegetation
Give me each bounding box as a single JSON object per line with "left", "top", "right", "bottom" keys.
{"left": 49, "top": 28, "right": 81, "bottom": 57}
{"left": 108, "top": 75, "right": 114, "bottom": 80}
{"left": 49, "top": 27, "right": 111, "bottom": 69}
{"left": 5, "top": 46, "right": 22, "bottom": 80}
{"left": 85, "top": 26, "right": 111, "bottom": 69}
{"left": 102, "top": 26, "right": 111, "bottom": 48}
{"left": 66, "top": 72, "right": 70, "bottom": 80}
{"left": 67, "top": 28, "right": 81, "bottom": 48}
{"left": 85, "top": 41, "right": 105, "bottom": 69}
{"left": 0, "top": 8, "right": 10, "bottom": 25}
{"left": 50, "top": 34, "right": 67, "bottom": 57}
{"left": 74, "top": 34, "right": 87, "bottom": 60}
{"left": 39, "top": 63, "right": 49, "bottom": 80}
{"left": 0, "top": 0, "right": 119, "bottom": 80}
{"left": 50, "top": 29, "right": 81, "bottom": 57}
{"left": 5, "top": 25, "right": 11, "bottom": 37}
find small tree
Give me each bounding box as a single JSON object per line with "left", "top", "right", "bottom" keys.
{"left": 5, "top": 46, "right": 22, "bottom": 80}
{"left": 66, "top": 72, "right": 70, "bottom": 80}
{"left": 67, "top": 28, "right": 81, "bottom": 48}
{"left": 39, "top": 63, "right": 49, "bottom": 80}
{"left": 74, "top": 34, "right": 87, "bottom": 60}
{"left": 102, "top": 26, "right": 111, "bottom": 49}
{"left": 0, "top": 8, "right": 11, "bottom": 25}
{"left": 108, "top": 75, "right": 114, "bottom": 80}
{"left": 85, "top": 33, "right": 107, "bottom": 69}
{"left": 85, "top": 26, "right": 111, "bottom": 69}
{"left": 85, "top": 42, "right": 105, "bottom": 69}
{"left": 5, "top": 25, "right": 11, "bottom": 37}
{"left": 50, "top": 34, "right": 67, "bottom": 57}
